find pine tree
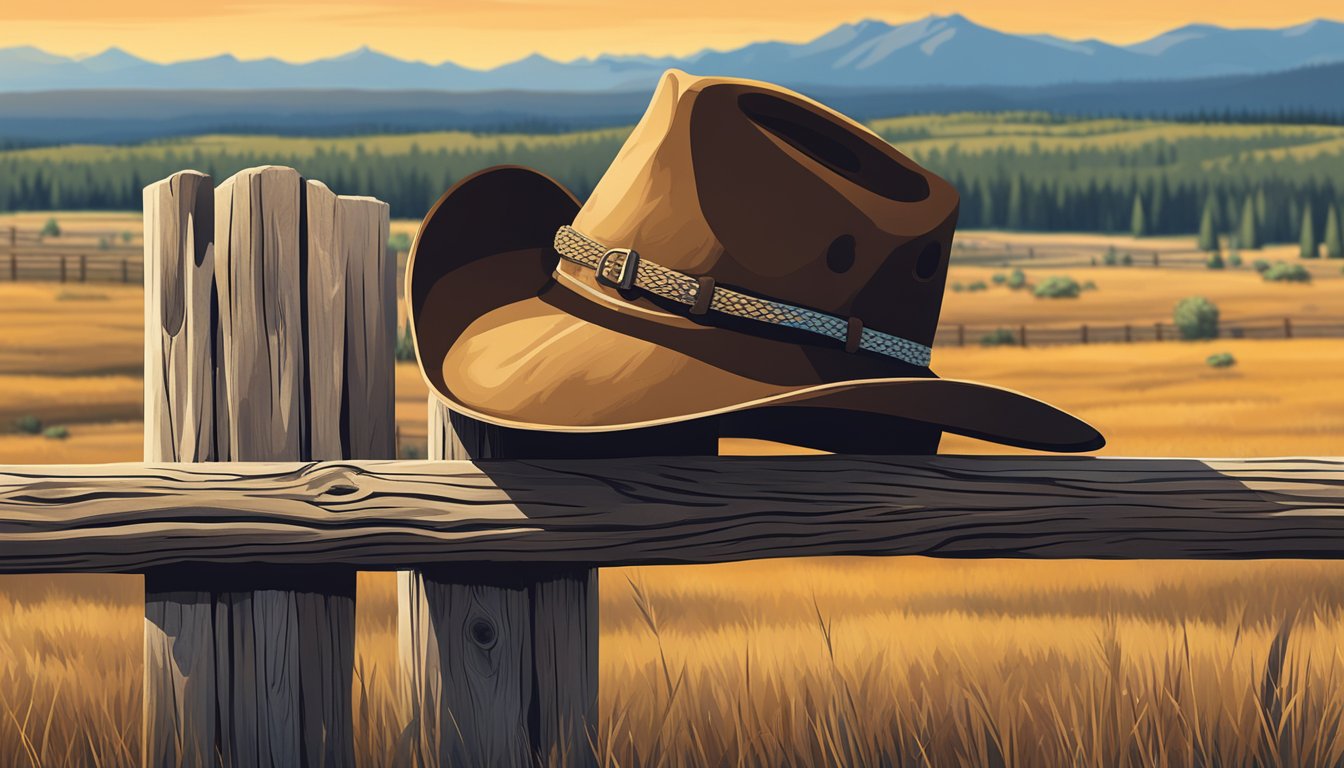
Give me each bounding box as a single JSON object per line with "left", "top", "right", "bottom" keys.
{"left": 1006, "top": 175, "right": 1025, "bottom": 230}
{"left": 1239, "top": 195, "right": 1259, "bottom": 249}
{"left": 1130, "top": 191, "right": 1147, "bottom": 237}
{"left": 1197, "top": 195, "right": 1217, "bottom": 252}
{"left": 1151, "top": 178, "right": 1167, "bottom": 234}
{"left": 1300, "top": 203, "right": 1318, "bottom": 259}
{"left": 1325, "top": 205, "right": 1343, "bottom": 259}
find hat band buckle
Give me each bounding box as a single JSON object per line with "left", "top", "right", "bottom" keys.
{"left": 594, "top": 248, "right": 641, "bottom": 291}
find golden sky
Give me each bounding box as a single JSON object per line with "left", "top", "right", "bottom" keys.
{"left": 2, "top": 0, "right": 1339, "bottom": 68}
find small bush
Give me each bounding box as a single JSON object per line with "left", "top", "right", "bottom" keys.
{"left": 950, "top": 282, "right": 964, "bottom": 292}
{"left": 14, "top": 415, "right": 41, "bottom": 434}
{"left": 1228, "top": 253, "right": 1242, "bottom": 268}
{"left": 120, "top": 231, "right": 133, "bottom": 244}
{"left": 1174, "top": 296, "right": 1220, "bottom": 340}
{"left": 1207, "top": 251, "right": 1225, "bottom": 270}
{"left": 1006, "top": 268, "right": 1027, "bottom": 290}
{"left": 42, "top": 425, "right": 70, "bottom": 440}
{"left": 1082, "top": 280, "right": 1098, "bottom": 291}
{"left": 387, "top": 232, "right": 413, "bottom": 253}
{"left": 980, "top": 328, "right": 1018, "bottom": 346}
{"left": 39, "top": 218, "right": 60, "bottom": 238}
{"left": 1103, "top": 247, "right": 1118, "bottom": 266}
{"left": 1033, "top": 275, "right": 1081, "bottom": 299}
{"left": 1121, "top": 252, "right": 1133, "bottom": 266}
{"left": 991, "top": 273, "right": 1007, "bottom": 285}
{"left": 55, "top": 290, "right": 109, "bottom": 301}
{"left": 395, "top": 323, "right": 416, "bottom": 362}
{"left": 1252, "top": 258, "right": 1271, "bottom": 273}
{"left": 98, "top": 236, "right": 111, "bottom": 251}
{"left": 1205, "top": 352, "right": 1236, "bottom": 368}
{"left": 1262, "top": 262, "right": 1311, "bottom": 283}
{"left": 966, "top": 280, "right": 988, "bottom": 292}
{"left": 401, "top": 444, "right": 424, "bottom": 460}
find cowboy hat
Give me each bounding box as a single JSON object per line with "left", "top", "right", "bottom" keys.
{"left": 406, "top": 69, "right": 1104, "bottom": 453}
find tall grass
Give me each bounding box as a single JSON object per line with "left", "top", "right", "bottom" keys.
{"left": 5, "top": 562, "right": 1344, "bottom": 765}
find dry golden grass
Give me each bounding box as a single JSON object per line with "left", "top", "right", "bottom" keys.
{"left": 0, "top": 244, "right": 1341, "bottom": 764}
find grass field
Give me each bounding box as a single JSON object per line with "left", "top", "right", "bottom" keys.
{"left": 0, "top": 235, "right": 1340, "bottom": 763}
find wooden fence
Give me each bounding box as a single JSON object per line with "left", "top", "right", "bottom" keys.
{"left": 934, "top": 317, "right": 1344, "bottom": 347}
{"left": 1, "top": 167, "right": 1343, "bottom": 766}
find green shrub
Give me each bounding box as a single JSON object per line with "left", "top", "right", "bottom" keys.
{"left": 1082, "top": 280, "right": 1098, "bottom": 291}
{"left": 950, "top": 282, "right": 964, "bottom": 292}
{"left": 1262, "top": 262, "right": 1311, "bottom": 283}
{"left": 42, "top": 425, "right": 69, "bottom": 440}
{"left": 395, "top": 323, "right": 416, "bottom": 362}
{"left": 388, "top": 232, "right": 413, "bottom": 252}
{"left": 1006, "top": 268, "right": 1027, "bottom": 289}
{"left": 14, "top": 415, "right": 41, "bottom": 434}
{"left": 1174, "top": 296, "right": 1220, "bottom": 340}
{"left": 120, "top": 231, "right": 133, "bottom": 244}
{"left": 98, "top": 236, "right": 111, "bottom": 251}
{"left": 980, "top": 328, "right": 1018, "bottom": 346}
{"left": 966, "top": 280, "right": 988, "bottom": 292}
{"left": 39, "top": 218, "right": 60, "bottom": 238}
{"left": 1103, "top": 247, "right": 1118, "bottom": 266}
{"left": 1206, "top": 251, "right": 1225, "bottom": 269}
{"left": 1252, "top": 258, "right": 1271, "bottom": 273}
{"left": 1033, "top": 275, "right": 1082, "bottom": 299}
{"left": 55, "top": 290, "right": 110, "bottom": 301}
{"left": 1205, "top": 352, "right": 1236, "bottom": 368}
{"left": 1121, "top": 252, "right": 1133, "bottom": 266}
{"left": 991, "top": 273, "right": 1007, "bottom": 285}
{"left": 1227, "top": 252, "right": 1242, "bottom": 268}
{"left": 401, "top": 444, "right": 424, "bottom": 460}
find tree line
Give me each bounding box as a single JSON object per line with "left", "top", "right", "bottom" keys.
{"left": 2, "top": 120, "right": 1342, "bottom": 242}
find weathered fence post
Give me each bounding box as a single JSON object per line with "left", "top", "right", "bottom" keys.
{"left": 142, "top": 166, "right": 392, "bottom": 767}
{"left": 59, "top": 254, "right": 66, "bottom": 283}
{"left": 1284, "top": 317, "right": 1293, "bottom": 339}
{"left": 79, "top": 253, "right": 87, "bottom": 282}
{"left": 1080, "top": 324, "right": 1089, "bottom": 344}
{"left": 1020, "top": 324, "right": 1028, "bottom": 347}
{"left": 122, "top": 257, "right": 129, "bottom": 284}
{"left": 957, "top": 323, "right": 965, "bottom": 347}
{"left": 1155, "top": 322, "right": 1163, "bottom": 342}
{"left": 401, "top": 401, "right": 715, "bottom": 766}
{"left": 8, "top": 253, "right": 15, "bottom": 281}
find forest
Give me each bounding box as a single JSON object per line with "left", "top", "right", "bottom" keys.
{"left": 1, "top": 113, "right": 1342, "bottom": 240}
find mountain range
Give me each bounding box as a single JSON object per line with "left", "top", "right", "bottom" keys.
{"left": 3, "top": 14, "right": 1344, "bottom": 92}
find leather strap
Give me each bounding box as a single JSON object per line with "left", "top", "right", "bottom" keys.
{"left": 553, "top": 225, "right": 933, "bottom": 367}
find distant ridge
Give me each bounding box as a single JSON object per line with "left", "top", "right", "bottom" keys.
{"left": 2, "top": 61, "right": 1342, "bottom": 145}
{"left": 2, "top": 15, "right": 1343, "bottom": 93}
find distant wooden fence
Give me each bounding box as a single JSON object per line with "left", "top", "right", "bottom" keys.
{"left": 2, "top": 168, "right": 1344, "bottom": 767}
{"left": 935, "top": 317, "right": 1344, "bottom": 347}
{"left": 1, "top": 225, "right": 143, "bottom": 282}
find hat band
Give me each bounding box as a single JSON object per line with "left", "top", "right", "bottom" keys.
{"left": 553, "top": 226, "right": 933, "bottom": 367}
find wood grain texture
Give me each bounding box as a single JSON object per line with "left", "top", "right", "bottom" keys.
{"left": 143, "top": 166, "right": 387, "bottom": 768}
{"left": 143, "top": 170, "right": 217, "bottom": 462}
{"left": 4, "top": 456, "right": 1344, "bottom": 571}
{"left": 403, "top": 403, "right": 599, "bottom": 767}
{"left": 214, "top": 165, "right": 305, "bottom": 462}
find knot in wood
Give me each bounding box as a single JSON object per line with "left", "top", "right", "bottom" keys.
{"left": 468, "top": 617, "right": 497, "bottom": 649}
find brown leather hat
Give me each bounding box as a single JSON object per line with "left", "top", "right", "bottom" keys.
{"left": 407, "top": 69, "right": 1104, "bottom": 453}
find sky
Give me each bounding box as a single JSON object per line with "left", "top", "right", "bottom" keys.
{"left": 2, "top": 0, "right": 1339, "bottom": 69}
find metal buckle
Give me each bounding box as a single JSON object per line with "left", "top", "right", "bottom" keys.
{"left": 594, "top": 248, "right": 640, "bottom": 291}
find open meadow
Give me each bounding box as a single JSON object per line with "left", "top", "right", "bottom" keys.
{"left": 0, "top": 222, "right": 1339, "bottom": 764}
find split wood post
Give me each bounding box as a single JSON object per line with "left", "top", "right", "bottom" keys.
{"left": 142, "top": 166, "right": 392, "bottom": 767}
{"left": 400, "top": 401, "right": 716, "bottom": 766}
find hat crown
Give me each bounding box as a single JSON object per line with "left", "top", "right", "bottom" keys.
{"left": 572, "top": 70, "right": 959, "bottom": 347}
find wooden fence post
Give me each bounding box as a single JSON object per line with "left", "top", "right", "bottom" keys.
{"left": 122, "top": 257, "right": 129, "bottom": 284}
{"left": 957, "top": 323, "right": 965, "bottom": 347}
{"left": 1124, "top": 324, "right": 1132, "bottom": 343}
{"left": 8, "top": 253, "right": 14, "bottom": 282}
{"left": 142, "top": 166, "right": 391, "bottom": 767}
{"left": 1080, "top": 324, "right": 1088, "bottom": 344}
{"left": 401, "top": 401, "right": 716, "bottom": 766}
{"left": 1284, "top": 317, "right": 1293, "bottom": 339}
{"left": 1155, "top": 322, "right": 1163, "bottom": 342}
{"left": 59, "top": 255, "right": 66, "bottom": 283}
{"left": 79, "top": 253, "right": 87, "bottom": 282}
{"left": 1020, "top": 324, "right": 1028, "bottom": 347}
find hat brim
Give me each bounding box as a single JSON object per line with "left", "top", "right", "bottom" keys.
{"left": 408, "top": 166, "right": 1104, "bottom": 453}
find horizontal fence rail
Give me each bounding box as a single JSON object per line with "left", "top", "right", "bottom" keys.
{"left": 0, "top": 455, "right": 1342, "bottom": 572}
{"left": 933, "top": 318, "right": 1344, "bottom": 347}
